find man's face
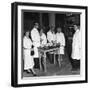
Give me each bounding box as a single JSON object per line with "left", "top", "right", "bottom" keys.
{"left": 57, "top": 28, "right": 61, "bottom": 33}
{"left": 36, "top": 25, "right": 39, "bottom": 29}
{"left": 26, "top": 32, "right": 29, "bottom": 37}
{"left": 35, "top": 23, "right": 39, "bottom": 29}
{"left": 74, "top": 25, "right": 78, "bottom": 31}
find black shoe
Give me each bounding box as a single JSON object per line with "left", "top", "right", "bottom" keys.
{"left": 30, "top": 69, "right": 37, "bottom": 76}
{"left": 26, "top": 70, "right": 31, "bottom": 73}
{"left": 33, "top": 73, "right": 37, "bottom": 76}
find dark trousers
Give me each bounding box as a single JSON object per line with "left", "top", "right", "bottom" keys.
{"left": 34, "top": 58, "right": 40, "bottom": 69}
{"left": 71, "top": 59, "right": 80, "bottom": 69}
{"left": 48, "top": 54, "right": 54, "bottom": 64}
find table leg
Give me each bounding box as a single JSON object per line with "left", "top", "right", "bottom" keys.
{"left": 39, "top": 52, "right": 42, "bottom": 71}
{"left": 43, "top": 52, "right": 47, "bottom": 72}
{"left": 58, "top": 54, "right": 61, "bottom": 67}
{"left": 54, "top": 53, "right": 56, "bottom": 64}
{"left": 58, "top": 49, "right": 61, "bottom": 67}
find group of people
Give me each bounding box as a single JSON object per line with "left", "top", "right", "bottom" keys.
{"left": 23, "top": 22, "right": 81, "bottom": 76}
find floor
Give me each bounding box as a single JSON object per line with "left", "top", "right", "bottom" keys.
{"left": 23, "top": 53, "right": 80, "bottom": 77}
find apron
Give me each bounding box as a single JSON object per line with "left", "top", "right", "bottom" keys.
{"left": 56, "top": 32, "right": 65, "bottom": 54}
{"left": 31, "top": 28, "right": 40, "bottom": 58}
{"left": 23, "top": 36, "right": 34, "bottom": 69}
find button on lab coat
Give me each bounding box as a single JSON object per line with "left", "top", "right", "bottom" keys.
{"left": 23, "top": 36, "right": 34, "bottom": 70}
{"left": 47, "top": 30, "right": 56, "bottom": 43}
{"left": 31, "top": 28, "right": 40, "bottom": 58}
{"left": 56, "top": 32, "right": 65, "bottom": 54}
{"left": 71, "top": 30, "right": 81, "bottom": 60}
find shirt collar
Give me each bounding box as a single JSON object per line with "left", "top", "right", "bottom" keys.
{"left": 76, "top": 29, "right": 79, "bottom": 33}
{"left": 50, "top": 30, "right": 55, "bottom": 34}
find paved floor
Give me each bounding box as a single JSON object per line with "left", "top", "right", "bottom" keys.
{"left": 23, "top": 53, "right": 80, "bottom": 77}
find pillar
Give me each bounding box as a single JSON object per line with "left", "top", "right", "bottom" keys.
{"left": 49, "top": 13, "right": 55, "bottom": 27}
{"left": 40, "top": 13, "right": 42, "bottom": 27}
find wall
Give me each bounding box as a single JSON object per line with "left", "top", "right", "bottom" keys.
{"left": 0, "top": 0, "right": 89, "bottom": 90}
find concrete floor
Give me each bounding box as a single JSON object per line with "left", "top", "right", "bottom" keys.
{"left": 23, "top": 53, "right": 80, "bottom": 77}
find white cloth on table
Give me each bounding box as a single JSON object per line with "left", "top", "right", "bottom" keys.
{"left": 71, "top": 30, "right": 81, "bottom": 60}
{"left": 23, "top": 36, "right": 34, "bottom": 70}
{"left": 56, "top": 32, "right": 65, "bottom": 54}
{"left": 31, "top": 28, "right": 40, "bottom": 58}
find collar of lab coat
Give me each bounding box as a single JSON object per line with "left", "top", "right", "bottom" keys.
{"left": 33, "top": 27, "right": 38, "bottom": 31}
{"left": 49, "top": 30, "right": 55, "bottom": 34}
{"left": 76, "top": 29, "right": 79, "bottom": 33}
{"left": 74, "top": 29, "right": 80, "bottom": 37}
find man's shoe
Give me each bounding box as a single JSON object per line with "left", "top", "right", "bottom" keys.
{"left": 33, "top": 74, "right": 37, "bottom": 76}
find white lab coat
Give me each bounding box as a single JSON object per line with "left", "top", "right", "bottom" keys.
{"left": 71, "top": 30, "right": 81, "bottom": 60}
{"left": 56, "top": 32, "right": 65, "bottom": 54}
{"left": 47, "top": 30, "right": 56, "bottom": 43}
{"left": 40, "top": 33, "right": 47, "bottom": 46}
{"left": 31, "top": 28, "right": 40, "bottom": 58}
{"left": 23, "top": 36, "right": 34, "bottom": 70}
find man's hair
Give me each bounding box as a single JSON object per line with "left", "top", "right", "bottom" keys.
{"left": 34, "top": 22, "right": 39, "bottom": 26}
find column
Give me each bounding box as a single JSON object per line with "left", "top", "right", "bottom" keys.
{"left": 40, "top": 13, "right": 42, "bottom": 27}
{"left": 49, "top": 13, "right": 55, "bottom": 27}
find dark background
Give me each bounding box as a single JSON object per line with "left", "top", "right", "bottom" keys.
{"left": 23, "top": 12, "right": 80, "bottom": 34}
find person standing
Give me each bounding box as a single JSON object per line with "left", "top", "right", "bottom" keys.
{"left": 47, "top": 26, "right": 56, "bottom": 43}
{"left": 71, "top": 25, "right": 81, "bottom": 71}
{"left": 40, "top": 28, "right": 47, "bottom": 46}
{"left": 31, "top": 23, "right": 40, "bottom": 69}
{"left": 47, "top": 26, "right": 56, "bottom": 63}
{"left": 23, "top": 31, "right": 36, "bottom": 76}
{"left": 56, "top": 27, "right": 65, "bottom": 61}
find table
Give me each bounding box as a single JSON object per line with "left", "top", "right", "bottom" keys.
{"left": 38, "top": 47, "right": 61, "bottom": 72}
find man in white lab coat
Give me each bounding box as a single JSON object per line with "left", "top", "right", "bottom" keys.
{"left": 56, "top": 27, "right": 65, "bottom": 61}
{"left": 47, "top": 26, "right": 56, "bottom": 43}
{"left": 71, "top": 25, "right": 81, "bottom": 71}
{"left": 47, "top": 26, "right": 56, "bottom": 63}
{"left": 31, "top": 23, "right": 40, "bottom": 69}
